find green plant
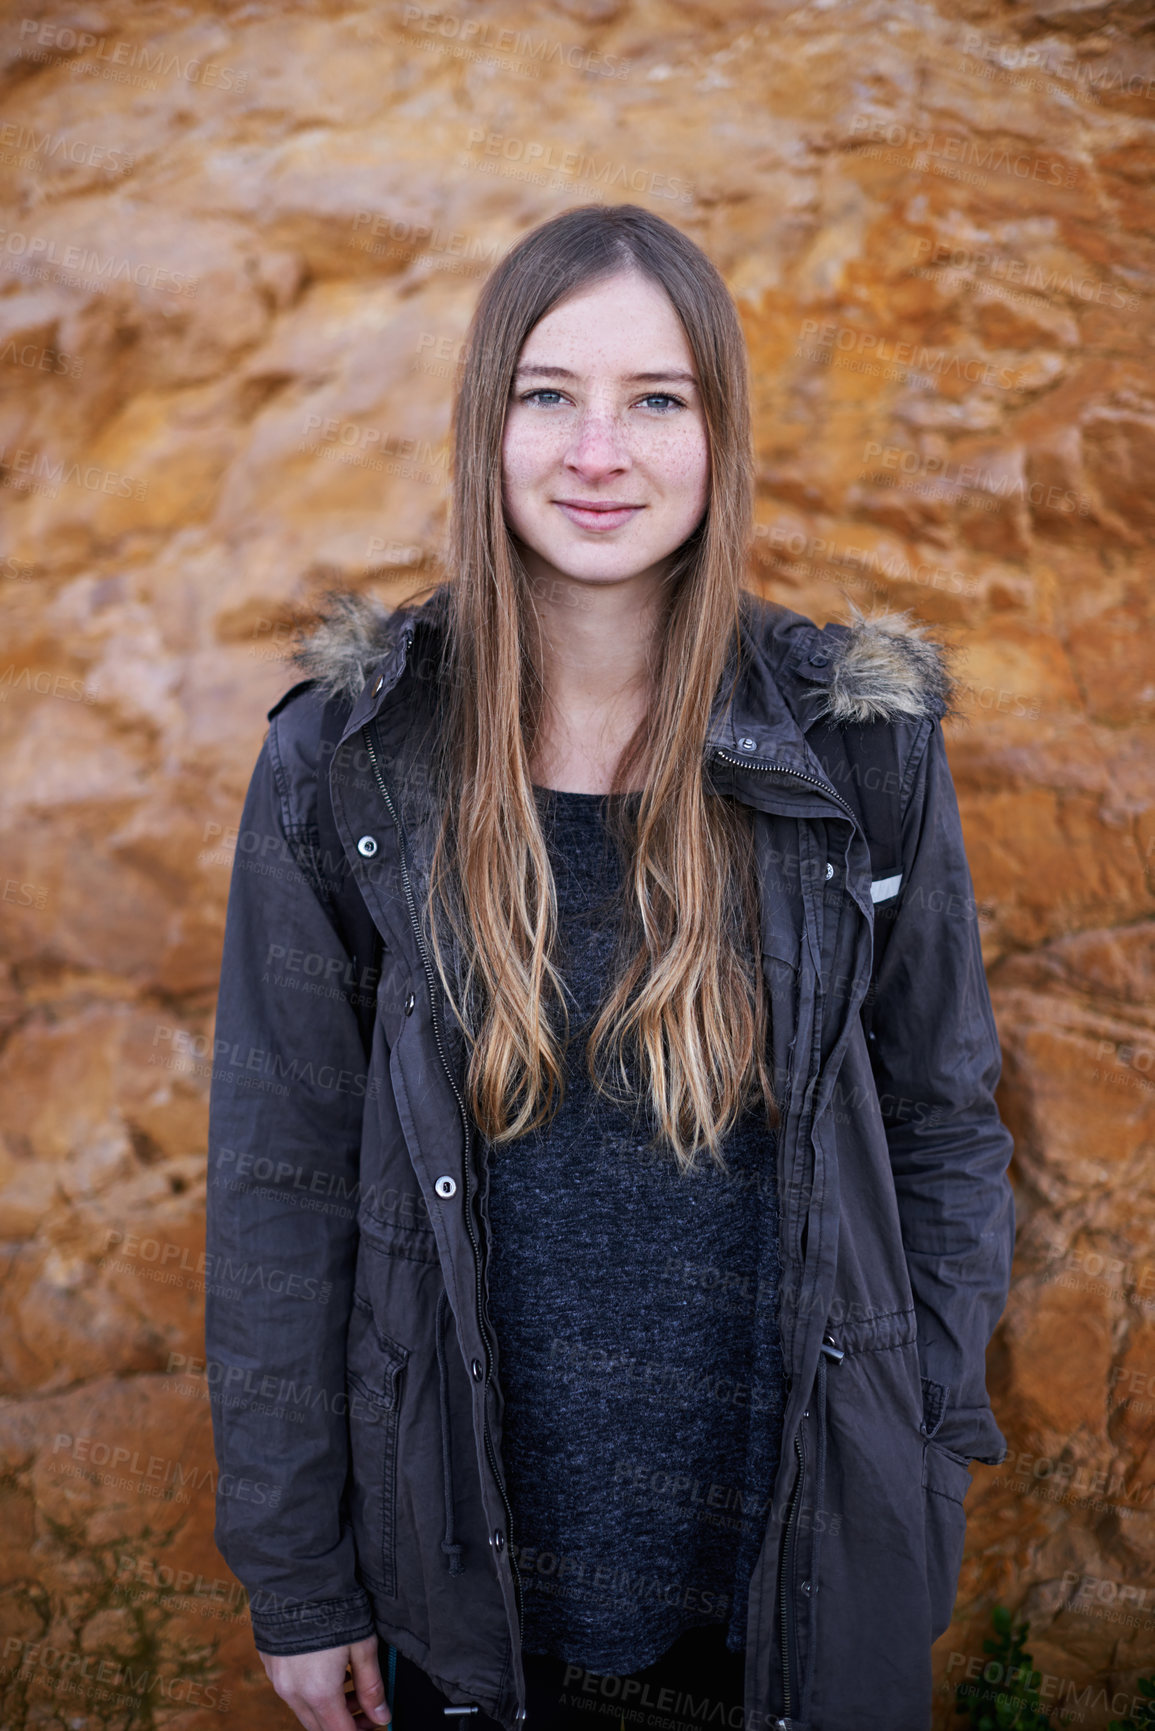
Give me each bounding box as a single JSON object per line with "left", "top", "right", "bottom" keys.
{"left": 1109, "top": 1673, "right": 1155, "bottom": 1731}
{"left": 954, "top": 1604, "right": 1068, "bottom": 1730}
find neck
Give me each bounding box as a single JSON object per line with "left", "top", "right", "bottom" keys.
{"left": 523, "top": 564, "right": 664, "bottom": 794}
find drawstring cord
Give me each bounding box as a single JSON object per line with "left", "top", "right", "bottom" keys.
{"left": 435, "top": 1289, "right": 465, "bottom": 1574}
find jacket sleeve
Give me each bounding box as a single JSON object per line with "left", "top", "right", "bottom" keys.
{"left": 867, "top": 716, "right": 1015, "bottom": 1465}
{"left": 204, "top": 694, "right": 378, "bottom": 1655}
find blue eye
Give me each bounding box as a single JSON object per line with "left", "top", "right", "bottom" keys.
{"left": 514, "top": 388, "right": 690, "bottom": 411}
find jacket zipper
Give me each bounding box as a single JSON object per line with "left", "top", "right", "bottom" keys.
{"left": 710, "top": 747, "right": 860, "bottom": 829}
{"left": 361, "top": 721, "right": 525, "bottom": 1646}
{"left": 714, "top": 744, "right": 852, "bottom": 1727}
{"left": 777, "top": 1429, "right": 805, "bottom": 1721}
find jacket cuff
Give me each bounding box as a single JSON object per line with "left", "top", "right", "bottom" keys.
{"left": 249, "top": 1589, "right": 376, "bottom": 1657}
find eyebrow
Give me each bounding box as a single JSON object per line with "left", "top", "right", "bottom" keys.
{"left": 513, "top": 364, "right": 698, "bottom": 385}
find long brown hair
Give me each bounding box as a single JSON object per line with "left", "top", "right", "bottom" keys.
{"left": 426, "top": 203, "right": 777, "bottom": 1172}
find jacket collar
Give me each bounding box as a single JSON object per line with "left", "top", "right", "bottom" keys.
{"left": 291, "top": 582, "right": 955, "bottom": 797}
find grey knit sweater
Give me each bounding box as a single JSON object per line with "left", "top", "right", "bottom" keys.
{"left": 481, "top": 786, "right": 786, "bottom": 1674}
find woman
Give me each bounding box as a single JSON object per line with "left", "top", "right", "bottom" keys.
{"left": 205, "top": 204, "right": 1015, "bottom": 1731}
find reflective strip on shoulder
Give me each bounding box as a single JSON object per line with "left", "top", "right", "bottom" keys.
{"left": 870, "top": 873, "right": 903, "bottom": 903}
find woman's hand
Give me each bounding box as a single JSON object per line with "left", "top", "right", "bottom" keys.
{"left": 258, "top": 1634, "right": 391, "bottom": 1730}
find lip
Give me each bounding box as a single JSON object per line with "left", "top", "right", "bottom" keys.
{"left": 553, "top": 499, "right": 644, "bottom": 531}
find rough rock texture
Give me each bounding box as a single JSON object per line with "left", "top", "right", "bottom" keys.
{"left": 0, "top": 0, "right": 1152, "bottom": 1724}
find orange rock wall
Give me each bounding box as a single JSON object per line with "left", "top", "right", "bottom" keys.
{"left": 0, "top": 1, "right": 1153, "bottom": 1725}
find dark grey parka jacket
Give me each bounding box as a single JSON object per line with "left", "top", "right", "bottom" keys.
{"left": 205, "top": 584, "right": 1015, "bottom": 1731}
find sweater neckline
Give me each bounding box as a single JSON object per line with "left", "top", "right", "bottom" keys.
{"left": 532, "top": 784, "right": 635, "bottom": 800}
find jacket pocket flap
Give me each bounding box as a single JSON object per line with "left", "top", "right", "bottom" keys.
{"left": 923, "top": 1439, "right": 972, "bottom": 1505}
{"left": 347, "top": 1293, "right": 409, "bottom": 1405}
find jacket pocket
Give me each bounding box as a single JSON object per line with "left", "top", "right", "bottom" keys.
{"left": 347, "top": 1294, "right": 409, "bottom": 1598}
{"left": 922, "top": 1438, "right": 971, "bottom": 1642}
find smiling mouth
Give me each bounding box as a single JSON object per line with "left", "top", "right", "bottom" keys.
{"left": 553, "top": 499, "right": 644, "bottom": 528}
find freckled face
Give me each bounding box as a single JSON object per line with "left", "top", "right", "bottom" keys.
{"left": 501, "top": 271, "right": 710, "bottom": 589}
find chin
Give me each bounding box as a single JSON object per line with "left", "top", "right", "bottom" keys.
{"left": 541, "top": 560, "right": 659, "bottom": 587}
{"left": 526, "top": 538, "right": 676, "bottom": 585}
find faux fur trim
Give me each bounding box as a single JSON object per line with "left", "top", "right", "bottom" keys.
{"left": 289, "top": 588, "right": 955, "bottom": 723}
{"left": 289, "top": 590, "right": 399, "bottom": 702}
{"left": 815, "top": 601, "right": 956, "bottom": 725}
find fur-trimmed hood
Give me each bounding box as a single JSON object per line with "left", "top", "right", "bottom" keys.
{"left": 286, "top": 584, "right": 956, "bottom": 727}
{"left": 814, "top": 598, "right": 956, "bottom": 724}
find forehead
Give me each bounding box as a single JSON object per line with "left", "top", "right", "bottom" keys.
{"left": 517, "top": 272, "right": 694, "bottom": 372}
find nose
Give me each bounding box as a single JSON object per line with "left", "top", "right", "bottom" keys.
{"left": 563, "top": 404, "right": 629, "bottom": 481}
